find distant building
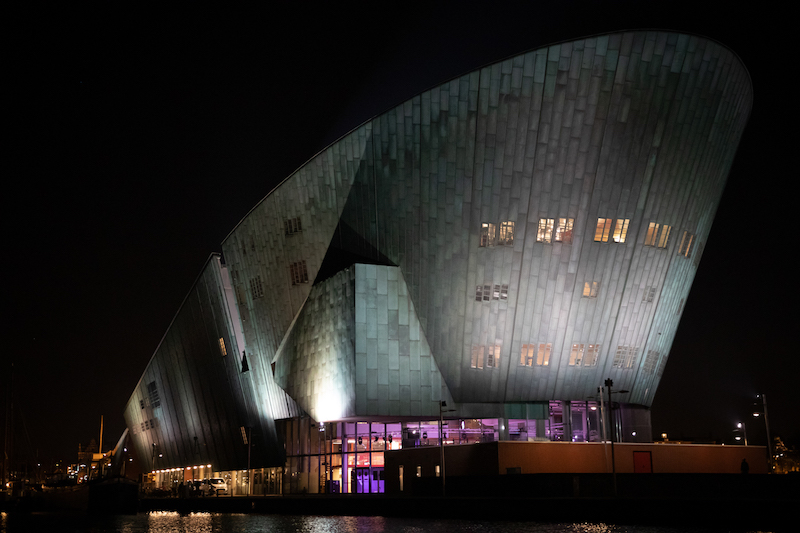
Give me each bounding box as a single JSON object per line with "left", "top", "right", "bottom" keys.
{"left": 125, "top": 31, "right": 752, "bottom": 495}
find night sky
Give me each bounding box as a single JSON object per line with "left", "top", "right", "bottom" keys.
{"left": 4, "top": 2, "right": 795, "bottom": 467}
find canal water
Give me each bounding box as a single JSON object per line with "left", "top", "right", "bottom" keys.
{"left": 0, "top": 511, "right": 765, "bottom": 533}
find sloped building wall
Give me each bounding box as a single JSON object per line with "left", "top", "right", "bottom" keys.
{"left": 222, "top": 31, "right": 751, "bottom": 412}
{"left": 123, "top": 255, "right": 286, "bottom": 472}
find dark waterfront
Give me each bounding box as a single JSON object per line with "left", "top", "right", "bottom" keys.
{"left": 0, "top": 512, "right": 766, "bottom": 533}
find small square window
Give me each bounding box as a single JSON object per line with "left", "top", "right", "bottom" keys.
{"left": 537, "top": 218, "right": 555, "bottom": 243}
{"left": 250, "top": 276, "right": 264, "bottom": 298}
{"left": 498, "top": 221, "right": 515, "bottom": 246}
{"left": 486, "top": 343, "right": 501, "bottom": 368}
{"left": 471, "top": 346, "right": 484, "bottom": 369}
{"left": 612, "top": 219, "right": 630, "bottom": 243}
{"left": 594, "top": 218, "right": 613, "bottom": 242}
{"left": 537, "top": 343, "right": 551, "bottom": 366}
{"left": 582, "top": 281, "right": 599, "bottom": 298}
{"left": 678, "top": 231, "right": 695, "bottom": 257}
{"left": 480, "top": 223, "right": 496, "bottom": 247}
{"left": 657, "top": 225, "right": 672, "bottom": 248}
{"left": 285, "top": 217, "right": 303, "bottom": 235}
{"left": 569, "top": 344, "right": 584, "bottom": 366}
{"left": 555, "top": 218, "right": 574, "bottom": 244}
{"left": 584, "top": 344, "right": 600, "bottom": 366}
{"left": 645, "top": 222, "right": 660, "bottom": 246}
{"left": 643, "top": 287, "right": 657, "bottom": 303}
{"left": 289, "top": 261, "right": 309, "bottom": 285}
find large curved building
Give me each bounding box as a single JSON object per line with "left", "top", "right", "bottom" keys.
{"left": 125, "top": 31, "right": 752, "bottom": 494}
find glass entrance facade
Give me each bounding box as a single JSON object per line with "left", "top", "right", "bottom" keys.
{"left": 275, "top": 400, "right": 607, "bottom": 494}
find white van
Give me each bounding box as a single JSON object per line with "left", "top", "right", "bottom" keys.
{"left": 200, "top": 478, "right": 227, "bottom": 496}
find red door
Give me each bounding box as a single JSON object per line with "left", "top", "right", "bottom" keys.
{"left": 633, "top": 451, "right": 652, "bottom": 473}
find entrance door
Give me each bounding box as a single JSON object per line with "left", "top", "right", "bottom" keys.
{"left": 370, "top": 468, "right": 384, "bottom": 493}
{"left": 353, "top": 467, "right": 385, "bottom": 493}
{"left": 354, "top": 467, "right": 370, "bottom": 493}
{"left": 633, "top": 451, "right": 652, "bottom": 473}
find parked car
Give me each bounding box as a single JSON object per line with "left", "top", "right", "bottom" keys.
{"left": 200, "top": 477, "right": 227, "bottom": 496}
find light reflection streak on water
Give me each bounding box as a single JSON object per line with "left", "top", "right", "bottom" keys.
{"left": 0, "top": 512, "right": 756, "bottom": 533}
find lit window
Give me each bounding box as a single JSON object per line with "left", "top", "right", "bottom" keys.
{"left": 584, "top": 344, "right": 600, "bottom": 366}
{"left": 520, "top": 344, "right": 534, "bottom": 366}
{"left": 613, "top": 346, "right": 638, "bottom": 369}
{"left": 678, "top": 231, "right": 695, "bottom": 257}
{"left": 493, "top": 284, "right": 501, "bottom": 300}
{"left": 594, "top": 218, "right": 613, "bottom": 242}
{"left": 536, "top": 343, "right": 551, "bottom": 366}
{"left": 250, "top": 276, "right": 264, "bottom": 299}
{"left": 554, "top": 218, "right": 574, "bottom": 243}
{"left": 486, "top": 343, "right": 501, "bottom": 368}
{"left": 218, "top": 338, "right": 227, "bottom": 356}
{"left": 289, "top": 261, "right": 309, "bottom": 285}
{"left": 582, "top": 281, "right": 599, "bottom": 298}
{"left": 498, "top": 221, "right": 515, "bottom": 245}
{"left": 284, "top": 217, "right": 303, "bottom": 235}
{"left": 612, "top": 219, "right": 630, "bottom": 243}
{"left": 480, "top": 223, "right": 496, "bottom": 247}
{"left": 521, "top": 343, "right": 551, "bottom": 367}
{"left": 644, "top": 222, "right": 660, "bottom": 246}
{"left": 500, "top": 284, "right": 508, "bottom": 300}
{"left": 537, "top": 218, "right": 555, "bottom": 243}
{"left": 471, "top": 346, "right": 484, "bottom": 369}
{"left": 569, "top": 344, "right": 584, "bottom": 366}
{"left": 657, "top": 225, "right": 672, "bottom": 248}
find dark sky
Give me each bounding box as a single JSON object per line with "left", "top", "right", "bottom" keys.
{"left": 4, "top": 2, "right": 795, "bottom": 466}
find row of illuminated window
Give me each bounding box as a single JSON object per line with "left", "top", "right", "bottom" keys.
{"left": 480, "top": 221, "right": 515, "bottom": 247}
{"left": 520, "top": 343, "right": 600, "bottom": 367}
{"left": 517, "top": 343, "right": 659, "bottom": 371}
{"left": 475, "top": 284, "right": 509, "bottom": 302}
{"left": 537, "top": 217, "right": 574, "bottom": 244}
{"left": 480, "top": 219, "right": 575, "bottom": 247}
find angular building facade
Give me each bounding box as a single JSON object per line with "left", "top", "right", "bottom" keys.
{"left": 126, "top": 31, "right": 752, "bottom": 494}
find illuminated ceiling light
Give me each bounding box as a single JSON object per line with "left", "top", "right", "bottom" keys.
{"left": 207, "top": 464, "right": 211, "bottom": 468}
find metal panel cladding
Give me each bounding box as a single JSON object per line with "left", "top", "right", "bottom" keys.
{"left": 221, "top": 31, "right": 751, "bottom": 413}
{"left": 124, "top": 255, "right": 286, "bottom": 472}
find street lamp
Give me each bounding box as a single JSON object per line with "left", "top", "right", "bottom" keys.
{"left": 438, "top": 400, "right": 456, "bottom": 497}
{"left": 603, "top": 379, "right": 628, "bottom": 497}
{"left": 735, "top": 422, "right": 748, "bottom": 446}
{"left": 753, "top": 394, "right": 772, "bottom": 471}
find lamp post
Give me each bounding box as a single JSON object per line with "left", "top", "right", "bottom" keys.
{"left": 735, "top": 422, "right": 748, "bottom": 446}
{"left": 603, "top": 379, "right": 628, "bottom": 497}
{"left": 439, "top": 400, "right": 456, "bottom": 497}
{"left": 753, "top": 394, "right": 772, "bottom": 472}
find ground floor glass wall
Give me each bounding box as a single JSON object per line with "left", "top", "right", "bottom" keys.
{"left": 275, "top": 400, "right": 607, "bottom": 494}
